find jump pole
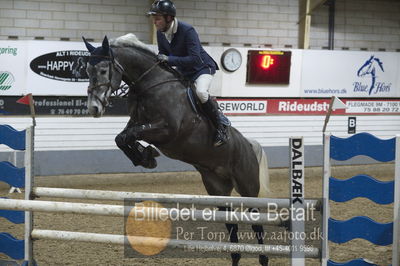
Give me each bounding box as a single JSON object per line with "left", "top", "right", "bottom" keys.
{"left": 31, "top": 229, "right": 320, "bottom": 258}
{"left": 24, "top": 126, "right": 34, "bottom": 266}
{"left": 32, "top": 187, "right": 320, "bottom": 210}
{"left": 0, "top": 198, "right": 285, "bottom": 226}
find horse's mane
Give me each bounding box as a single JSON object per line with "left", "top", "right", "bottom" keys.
{"left": 110, "top": 33, "right": 186, "bottom": 82}
{"left": 110, "top": 33, "right": 157, "bottom": 58}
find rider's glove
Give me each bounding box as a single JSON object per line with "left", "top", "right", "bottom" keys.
{"left": 157, "top": 54, "right": 169, "bottom": 63}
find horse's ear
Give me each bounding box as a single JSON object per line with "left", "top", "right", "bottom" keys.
{"left": 82, "top": 36, "right": 95, "bottom": 52}
{"left": 102, "top": 36, "right": 109, "bottom": 52}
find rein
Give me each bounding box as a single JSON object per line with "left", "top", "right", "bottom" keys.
{"left": 126, "top": 60, "right": 183, "bottom": 96}
{"left": 88, "top": 48, "right": 183, "bottom": 106}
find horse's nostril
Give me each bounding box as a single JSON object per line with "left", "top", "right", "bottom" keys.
{"left": 88, "top": 106, "right": 99, "bottom": 116}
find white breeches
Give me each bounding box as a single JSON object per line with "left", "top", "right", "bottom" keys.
{"left": 194, "top": 74, "right": 213, "bottom": 103}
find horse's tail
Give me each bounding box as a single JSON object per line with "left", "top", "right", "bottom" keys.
{"left": 247, "top": 138, "right": 270, "bottom": 197}
{"left": 258, "top": 148, "right": 270, "bottom": 197}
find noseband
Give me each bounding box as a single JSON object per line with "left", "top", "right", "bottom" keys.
{"left": 87, "top": 53, "right": 125, "bottom": 108}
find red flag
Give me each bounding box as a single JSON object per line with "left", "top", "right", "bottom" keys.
{"left": 17, "top": 93, "right": 33, "bottom": 105}
{"left": 16, "top": 93, "right": 36, "bottom": 126}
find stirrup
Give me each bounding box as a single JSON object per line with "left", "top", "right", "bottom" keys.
{"left": 214, "top": 138, "right": 225, "bottom": 147}
{"left": 214, "top": 127, "right": 229, "bottom": 147}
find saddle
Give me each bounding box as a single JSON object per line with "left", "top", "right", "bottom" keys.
{"left": 186, "top": 84, "right": 200, "bottom": 114}
{"left": 186, "top": 84, "right": 230, "bottom": 127}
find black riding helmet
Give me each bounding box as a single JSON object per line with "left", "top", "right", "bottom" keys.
{"left": 147, "top": 0, "right": 176, "bottom": 17}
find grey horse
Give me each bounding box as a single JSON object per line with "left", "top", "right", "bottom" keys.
{"left": 83, "top": 34, "right": 270, "bottom": 266}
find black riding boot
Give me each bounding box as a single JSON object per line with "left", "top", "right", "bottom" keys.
{"left": 202, "top": 97, "right": 230, "bottom": 147}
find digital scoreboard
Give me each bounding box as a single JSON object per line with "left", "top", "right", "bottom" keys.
{"left": 246, "top": 50, "right": 292, "bottom": 84}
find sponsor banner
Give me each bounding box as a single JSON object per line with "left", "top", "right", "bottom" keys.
{"left": 301, "top": 50, "right": 400, "bottom": 98}
{"left": 27, "top": 41, "right": 95, "bottom": 95}
{"left": 0, "top": 96, "right": 126, "bottom": 116}
{"left": 2, "top": 97, "right": 399, "bottom": 116}
{"left": 217, "top": 98, "right": 400, "bottom": 115}
{"left": 1, "top": 40, "right": 400, "bottom": 99}
{"left": 345, "top": 100, "right": 400, "bottom": 114}
{"left": 269, "top": 99, "right": 331, "bottom": 114}
{"left": 0, "top": 41, "right": 27, "bottom": 95}
{"left": 30, "top": 50, "right": 90, "bottom": 82}
{"left": 218, "top": 99, "right": 267, "bottom": 115}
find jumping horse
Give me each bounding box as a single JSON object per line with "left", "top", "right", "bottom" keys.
{"left": 83, "top": 34, "right": 270, "bottom": 266}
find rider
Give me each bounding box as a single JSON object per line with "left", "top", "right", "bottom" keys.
{"left": 147, "top": 0, "right": 229, "bottom": 147}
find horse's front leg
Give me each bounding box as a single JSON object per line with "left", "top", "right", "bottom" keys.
{"left": 115, "top": 121, "right": 162, "bottom": 169}
{"left": 125, "top": 119, "right": 172, "bottom": 144}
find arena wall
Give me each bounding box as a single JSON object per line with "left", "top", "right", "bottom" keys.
{"left": 0, "top": 0, "right": 399, "bottom": 51}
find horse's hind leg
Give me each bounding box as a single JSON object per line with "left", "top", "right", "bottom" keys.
{"left": 219, "top": 207, "right": 241, "bottom": 266}
{"left": 250, "top": 208, "right": 268, "bottom": 266}
{"left": 195, "top": 167, "right": 241, "bottom": 266}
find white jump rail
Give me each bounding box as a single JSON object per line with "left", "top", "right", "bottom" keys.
{"left": 31, "top": 229, "right": 320, "bottom": 258}
{"left": 0, "top": 198, "right": 284, "bottom": 225}
{"left": 32, "top": 187, "right": 321, "bottom": 210}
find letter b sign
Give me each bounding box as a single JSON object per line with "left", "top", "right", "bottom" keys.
{"left": 348, "top": 117, "right": 356, "bottom": 134}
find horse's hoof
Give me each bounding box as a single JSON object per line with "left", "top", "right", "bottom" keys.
{"left": 142, "top": 158, "right": 157, "bottom": 169}
{"left": 231, "top": 253, "right": 240, "bottom": 266}
{"left": 282, "top": 218, "right": 291, "bottom": 231}
{"left": 259, "top": 255, "right": 268, "bottom": 265}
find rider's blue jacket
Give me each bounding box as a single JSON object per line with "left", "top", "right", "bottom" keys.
{"left": 157, "top": 20, "right": 218, "bottom": 81}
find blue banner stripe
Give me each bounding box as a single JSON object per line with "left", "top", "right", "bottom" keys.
{"left": 328, "top": 217, "right": 393, "bottom": 246}
{"left": 327, "top": 258, "right": 377, "bottom": 266}
{"left": 0, "top": 232, "right": 24, "bottom": 260}
{"left": 329, "top": 175, "right": 394, "bottom": 204}
{"left": 0, "top": 125, "right": 26, "bottom": 150}
{"left": 0, "top": 162, "right": 25, "bottom": 187}
{"left": 330, "top": 133, "right": 395, "bottom": 162}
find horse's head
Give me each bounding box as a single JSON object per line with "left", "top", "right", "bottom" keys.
{"left": 357, "top": 55, "right": 374, "bottom": 77}
{"left": 357, "top": 55, "right": 384, "bottom": 77}
{"left": 83, "top": 36, "right": 124, "bottom": 117}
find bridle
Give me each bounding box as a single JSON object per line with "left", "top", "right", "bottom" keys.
{"left": 86, "top": 52, "right": 125, "bottom": 108}
{"left": 87, "top": 48, "right": 180, "bottom": 108}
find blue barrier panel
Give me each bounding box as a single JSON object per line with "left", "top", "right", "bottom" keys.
{"left": 0, "top": 161, "right": 25, "bottom": 188}
{"left": 0, "top": 208, "right": 24, "bottom": 224}
{"left": 0, "top": 125, "right": 26, "bottom": 263}
{"left": 329, "top": 175, "right": 394, "bottom": 205}
{"left": 0, "top": 232, "right": 24, "bottom": 260}
{"left": 0, "top": 125, "right": 25, "bottom": 151}
{"left": 328, "top": 216, "right": 393, "bottom": 246}
{"left": 330, "top": 133, "right": 395, "bottom": 162}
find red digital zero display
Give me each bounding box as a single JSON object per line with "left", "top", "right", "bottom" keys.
{"left": 246, "top": 50, "right": 292, "bottom": 84}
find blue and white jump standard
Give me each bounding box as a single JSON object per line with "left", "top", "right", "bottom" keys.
{"left": 322, "top": 132, "right": 400, "bottom": 266}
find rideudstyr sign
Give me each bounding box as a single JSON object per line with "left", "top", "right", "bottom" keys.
{"left": 217, "top": 98, "right": 400, "bottom": 115}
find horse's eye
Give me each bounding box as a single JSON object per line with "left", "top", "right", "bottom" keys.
{"left": 100, "top": 70, "right": 107, "bottom": 75}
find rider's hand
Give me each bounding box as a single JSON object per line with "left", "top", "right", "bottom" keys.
{"left": 157, "top": 54, "right": 169, "bottom": 63}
